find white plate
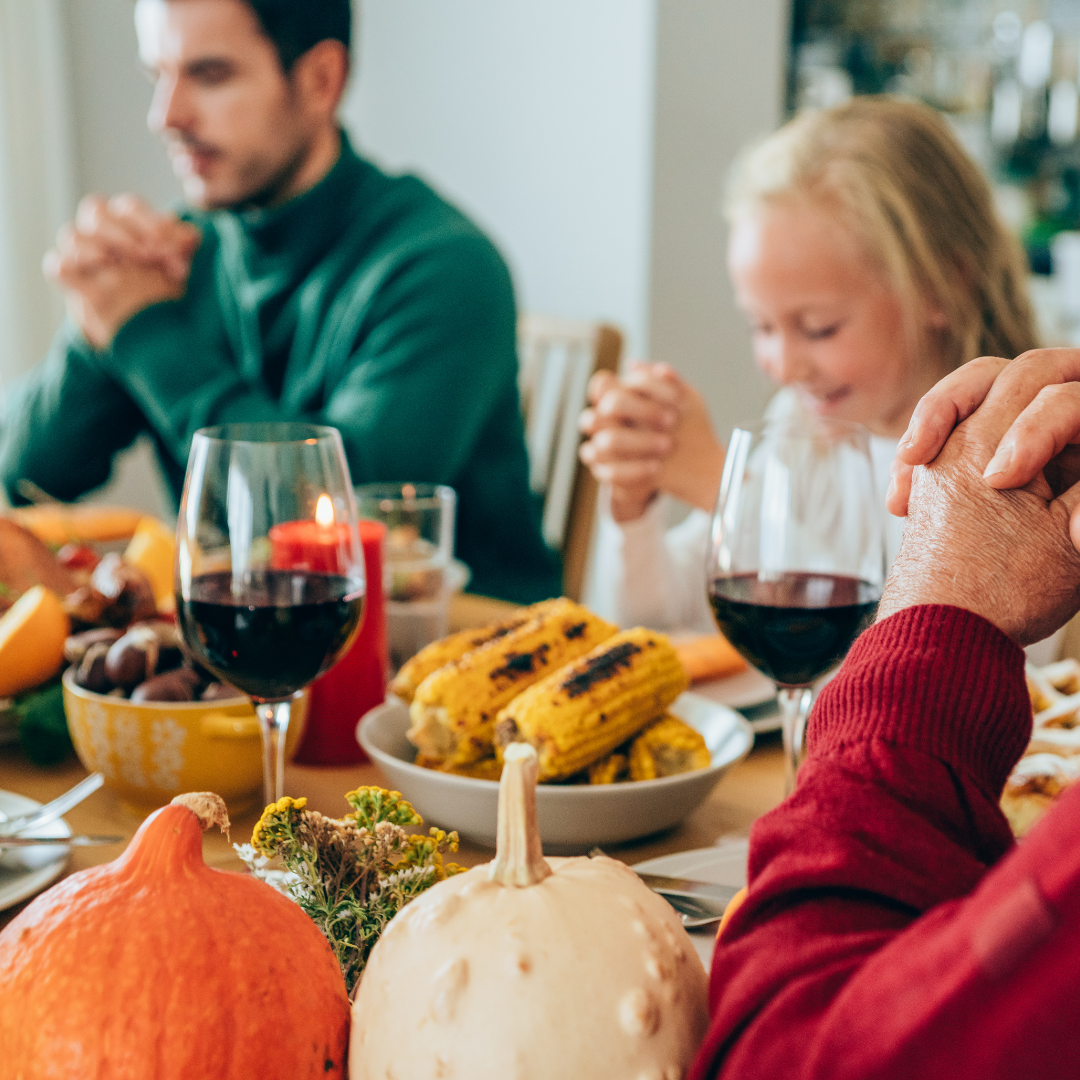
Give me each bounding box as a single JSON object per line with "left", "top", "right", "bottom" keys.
{"left": 694, "top": 670, "right": 779, "bottom": 733}
{"left": 358, "top": 692, "right": 754, "bottom": 854}
{"left": 0, "top": 790, "right": 72, "bottom": 911}
{"left": 634, "top": 839, "right": 750, "bottom": 970}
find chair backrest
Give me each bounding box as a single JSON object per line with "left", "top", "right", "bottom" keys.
{"left": 517, "top": 314, "right": 623, "bottom": 601}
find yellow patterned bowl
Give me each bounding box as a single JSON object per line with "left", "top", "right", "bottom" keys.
{"left": 62, "top": 668, "right": 307, "bottom": 816}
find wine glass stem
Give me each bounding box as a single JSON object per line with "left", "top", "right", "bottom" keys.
{"left": 257, "top": 700, "right": 292, "bottom": 806}
{"left": 779, "top": 687, "right": 813, "bottom": 798}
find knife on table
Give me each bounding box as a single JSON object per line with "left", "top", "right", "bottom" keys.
{"left": 633, "top": 871, "right": 742, "bottom": 908}
{"left": 0, "top": 835, "right": 124, "bottom": 849}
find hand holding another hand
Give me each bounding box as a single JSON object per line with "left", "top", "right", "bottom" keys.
{"left": 578, "top": 362, "right": 724, "bottom": 523}
{"left": 43, "top": 194, "right": 201, "bottom": 350}
{"left": 887, "top": 350, "right": 1080, "bottom": 537}
{"left": 879, "top": 349, "right": 1080, "bottom": 645}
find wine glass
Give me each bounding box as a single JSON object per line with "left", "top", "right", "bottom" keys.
{"left": 175, "top": 423, "right": 366, "bottom": 805}
{"left": 706, "top": 415, "right": 886, "bottom": 796}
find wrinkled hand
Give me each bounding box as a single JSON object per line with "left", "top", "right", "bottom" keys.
{"left": 877, "top": 361, "right": 1080, "bottom": 646}
{"left": 43, "top": 194, "right": 200, "bottom": 350}
{"left": 578, "top": 362, "right": 724, "bottom": 523}
{"left": 887, "top": 350, "right": 1080, "bottom": 546}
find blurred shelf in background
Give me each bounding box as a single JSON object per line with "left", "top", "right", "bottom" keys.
{"left": 791, "top": 0, "right": 1080, "bottom": 343}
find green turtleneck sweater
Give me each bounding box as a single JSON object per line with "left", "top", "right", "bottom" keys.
{"left": 0, "top": 135, "right": 560, "bottom": 603}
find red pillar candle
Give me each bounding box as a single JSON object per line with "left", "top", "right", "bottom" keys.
{"left": 266, "top": 520, "right": 355, "bottom": 573}
{"left": 268, "top": 518, "right": 387, "bottom": 765}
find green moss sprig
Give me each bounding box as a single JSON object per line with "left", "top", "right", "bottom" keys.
{"left": 235, "top": 787, "right": 463, "bottom": 995}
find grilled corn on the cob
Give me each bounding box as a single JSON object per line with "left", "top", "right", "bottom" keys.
{"left": 389, "top": 599, "right": 565, "bottom": 703}
{"left": 416, "top": 754, "right": 505, "bottom": 782}
{"left": 628, "top": 714, "right": 711, "bottom": 781}
{"left": 588, "top": 751, "right": 629, "bottom": 784}
{"left": 494, "top": 627, "right": 688, "bottom": 781}
{"left": 407, "top": 598, "right": 617, "bottom": 767}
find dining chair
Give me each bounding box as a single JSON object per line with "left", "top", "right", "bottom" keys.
{"left": 517, "top": 315, "right": 623, "bottom": 602}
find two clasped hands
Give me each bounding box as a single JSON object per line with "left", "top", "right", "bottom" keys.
{"left": 883, "top": 349, "right": 1080, "bottom": 646}
{"left": 43, "top": 194, "right": 199, "bottom": 351}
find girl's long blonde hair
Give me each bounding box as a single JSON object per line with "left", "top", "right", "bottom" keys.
{"left": 726, "top": 96, "right": 1037, "bottom": 368}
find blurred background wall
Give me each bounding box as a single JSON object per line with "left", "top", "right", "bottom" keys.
{"left": 0, "top": 0, "right": 785, "bottom": 519}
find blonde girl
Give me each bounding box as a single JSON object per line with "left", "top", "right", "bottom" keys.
{"left": 581, "top": 96, "right": 1037, "bottom": 634}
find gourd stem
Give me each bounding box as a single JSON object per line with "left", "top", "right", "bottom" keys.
{"left": 489, "top": 743, "right": 551, "bottom": 887}
{"left": 171, "top": 792, "right": 231, "bottom": 836}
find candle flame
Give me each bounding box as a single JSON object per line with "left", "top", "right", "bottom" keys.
{"left": 315, "top": 494, "right": 335, "bottom": 527}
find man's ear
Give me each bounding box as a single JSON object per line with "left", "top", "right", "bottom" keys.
{"left": 292, "top": 39, "right": 350, "bottom": 118}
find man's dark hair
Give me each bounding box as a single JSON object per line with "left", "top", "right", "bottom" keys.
{"left": 245, "top": 0, "right": 351, "bottom": 71}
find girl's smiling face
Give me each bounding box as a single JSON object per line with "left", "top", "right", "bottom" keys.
{"left": 728, "top": 198, "right": 950, "bottom": 439}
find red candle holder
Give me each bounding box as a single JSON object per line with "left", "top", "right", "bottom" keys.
{"left": 268, "top": 518, "right": 387, "bottom": 765}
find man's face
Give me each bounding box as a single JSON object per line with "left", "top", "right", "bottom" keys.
{"left": 135, "top": 0, "right": 315, "bottom": 210}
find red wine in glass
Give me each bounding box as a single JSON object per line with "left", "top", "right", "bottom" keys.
{"left": 178, "top": 570, "right": 364, "bottom": 701}
{"left": 175, "top": 422, "right": 366, "bottom": 805}
{"left": 706, "top": 415, "right": 886, "bottom": 795}
{"left": 708, "top": 572, "right": 879, "bottom": 687}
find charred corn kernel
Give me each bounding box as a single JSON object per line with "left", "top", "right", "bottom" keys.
{"left": 427, "top": 756, "right": 505, "bottom": 782}
{"left": 389, "top": 601, "right": 564, "bottom": 703}
{"left": 407, "top": 598, "right": 617, "bottom": 767}
{"left": 494, "top": 627, "right": 689, "bottom": 781}
{"left": 416, "top": 753, "right": 503, "bottom": 780}
{"left": 588, "top": 751, "right": 629, "bottom": 784}
{"left": 628, "top": 714, "right": 711, "bottom": 781}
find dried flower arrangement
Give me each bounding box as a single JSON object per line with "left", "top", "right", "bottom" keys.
{"left": 235, "top": 786, "right": 463, "bottom": 995}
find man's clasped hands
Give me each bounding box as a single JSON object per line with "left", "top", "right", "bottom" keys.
{"left": 43, "top": 194, "right": 199, "bottom": 350}
{"left": 583, "top": 350, "right": 1080, "bottom": 645}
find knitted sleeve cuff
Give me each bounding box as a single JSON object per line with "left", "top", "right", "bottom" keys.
{"left": 808, "top": 605, "right": 1030, "bottom": 797}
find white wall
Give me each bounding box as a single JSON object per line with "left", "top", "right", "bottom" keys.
{"left": 25, "top": 0, "right": 181, "bottom": 519}
{"left": 650, "top": 0, "right": 787, "bottom": 444}
{"left": 343, "top": 0, "right": 657, "bottom": 357}
{"left": 65, "top": 0, "right": 179, "bottom": 210}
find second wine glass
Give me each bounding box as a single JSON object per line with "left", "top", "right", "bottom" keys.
{"left": 175, "top": 423, "right": 366, "bottom": 806}
{"left": 706, "top": 415, "right": 886, "bottom": 796}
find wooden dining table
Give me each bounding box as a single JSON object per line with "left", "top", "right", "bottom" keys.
{"left": 0, "top": 593, "right": 785, "bottom": 930}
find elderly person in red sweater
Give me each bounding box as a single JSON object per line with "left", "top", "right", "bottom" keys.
{"left": 690, "top": 347, "right": 1080, "bottom": 1080}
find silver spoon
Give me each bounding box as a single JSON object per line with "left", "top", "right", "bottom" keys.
{"left": 657, "top": 892, "right": 727, "bottom": 929}
{"left": 0, "top": 773, "right": 105, "bottom": 837}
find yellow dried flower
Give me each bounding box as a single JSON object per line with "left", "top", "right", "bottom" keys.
{"left": 344, "top": 787, "right": 422, "bottom": 829}
{"left": 397, "top": 828, "right": 464, "bottom": 880}
{"left": 251, "top": 795, "right": 308, "bottom": 856}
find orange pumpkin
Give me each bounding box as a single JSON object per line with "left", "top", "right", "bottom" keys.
{"left": 0, "top": 792, "right": 350, "bottom": 1078}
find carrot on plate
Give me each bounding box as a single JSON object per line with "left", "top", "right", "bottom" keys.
{"left": 674, "top": 634, "right": 747, "bottom": 683}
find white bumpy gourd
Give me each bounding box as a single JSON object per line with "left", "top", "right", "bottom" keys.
{"left": 349, "top": 743, "right": 710, "bottom": 1079}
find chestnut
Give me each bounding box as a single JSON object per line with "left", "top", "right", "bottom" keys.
{"left": 104, "top": 625, "right": 162, "bottom": 689}
{"left": 73, "top": 641, "right": 113, "bottom": 693}
{"left": 130, "top": 671, "right": 197, "bottom": 703}
{"left": 64, "top": 628, "right": 123, "bottom": 666}
{"left": 176, "top": 666, "right": 203, "bottom": 688}
{"left": 89, "top": 554, "right": 157, "bottom": 626}
{"left": 200, "top": 681, "right": 243, "bottom": 701}
{"left": 129, "top": 620, "right": 183, "bottom": 671}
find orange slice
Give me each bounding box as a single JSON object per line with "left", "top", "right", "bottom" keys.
{"left": 124, "top": 517, "right": 176, "bottom": 613}
{"left": 0, "top": 585, "right": 71, "bottom": 698}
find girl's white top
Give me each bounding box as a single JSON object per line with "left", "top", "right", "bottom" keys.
{"left": 589, "top": 390, "right": 903, "bottom": 634}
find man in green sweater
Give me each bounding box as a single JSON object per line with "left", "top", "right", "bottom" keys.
{"left": 0, "top": 0, "right": 560, "bottom": 604}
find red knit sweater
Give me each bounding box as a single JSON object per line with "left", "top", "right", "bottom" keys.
{"left": 689, "top": 605, "right": 1080, "bottom": 1080}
